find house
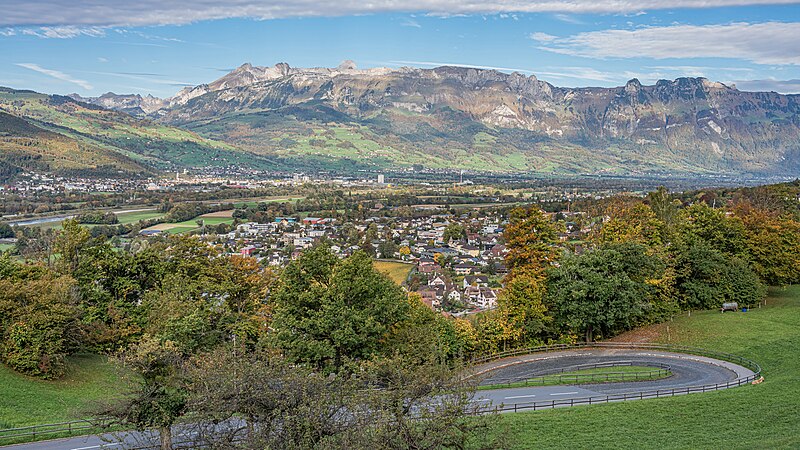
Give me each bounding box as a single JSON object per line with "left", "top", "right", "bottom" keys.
{"left": 417, "top": 287, "right": 441, "bottom": 309}
{"left": 464, "top": 286, "right": 498, "bottom": 309}
{"left": 463, "top": 275, "right": 489, "bottom": 289}
{"left": 446, "top": 289, "right": 462, "bottom": 304}
{"left": 454, "top": 263, "right": 477, "bottom": 275}
{"left": 241, "top": 245, "right": 257, "bottom": 256}
{"left": 429, "top": 274, "right": 447, "bottom": 287}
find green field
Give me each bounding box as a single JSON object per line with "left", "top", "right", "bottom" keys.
{"left": 478, "top": 365, "right": 671, "bottom": 390}
{"left": 115, "top": 210, "right": 163, "bottom": 224}
{"left": 373, "top": 260, "right": 413, "bottom": 285}
{"left": 0, "top": 354, "right": 131, "bottom": 429}
{"left": 496, "top": 286, "right": 800, "bottom": 449}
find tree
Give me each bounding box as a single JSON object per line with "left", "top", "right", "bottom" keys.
{"left": 0, "top": 257, "right": 79, "bottom": 378}
{"left": 443, "top": 223, "right": 466, "bottom": 243}
{"left": 54, "top": 218, "right": 91, "bottom": 273}
{"left": 737, "top": 206, "right": 800, "bottom": 286}
{"left": 0, "top": 222, "right": 14, "bottom": 238}
{"left": 378, "top": 240, "right": 399, "bottom": 259}
{"left": 676, "top": 202, "right": 747, "bottom": 257}
{"left": 647, "top": 186, "right": 681, "bottom": 230}
{"left": 546, "top": 243, "right": 665, "bottom": 342}
{"left": 674, "top": 240, "right": 765, "bottom": 309}
{"left": 183, "top": 348, "right": 497, "bottom": 449}
{"left": 497, "top": 267, "right": 552, "bottom": 348}
{"left": 597, "top": 202, "right": 665, "bottom": 248}
{"left": 503, "top": 207, "right": 560, "bottom": 278}
{"left": 271, "top": 246, "right": 410, "bottom": 373}
{"left": 98, "top": 338, "right": 187, "bottom": 450}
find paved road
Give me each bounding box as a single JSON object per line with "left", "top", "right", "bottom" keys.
{"left": 472, "top": 348, "right": 753, "bottom": 411}
{"left": 3, "top": 349, "right": 754, "bottom": 450}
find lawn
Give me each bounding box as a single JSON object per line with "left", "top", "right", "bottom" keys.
{"left": 142, "top": 211, "right": 236, "bottom": 234}
{"left": 478, "top": 365, "right": 671, "bottom": 390}
{"left": 373, "top": 260, "right": 413, "bottom": 285}
{"left": 0, "top": 354, "right": 132, "bottom": 429}
{"left": 496, "top": 286, "right": 800, "bottom": 449}
{"left": 115, "top": 210, "right": 163, "bottom": 224}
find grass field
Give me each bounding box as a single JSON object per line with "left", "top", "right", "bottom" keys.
{"left": 115, "top": 210, "right": 163, "bottom": 224}
{"left": 496, "top": 286, "right": 800, "bottom": 449}
{"left": 0, "top": 354, "right": 131, "bottom": 429}
{"left": 478, "top": 365, "right": 671, "bottom": 390}
{"left": 373, "top": 260, "right": 413, "bottom": 285}
{"left": 142, "top": 211, "right": 235, "bottom": 234}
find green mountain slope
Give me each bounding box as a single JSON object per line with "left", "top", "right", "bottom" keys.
{"left": 0, "top": 87, "right": 275, "bottom": 179}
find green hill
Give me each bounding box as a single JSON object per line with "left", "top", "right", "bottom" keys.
{"left": 0, "top": 87, "right": 275, "bottom": 180}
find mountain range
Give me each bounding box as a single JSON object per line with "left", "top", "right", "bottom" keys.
{"left": 3, "top": 61, "right": 800, "bottom": 179}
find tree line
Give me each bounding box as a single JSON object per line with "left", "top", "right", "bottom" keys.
{"left": 473, "top": 185, "right": 799, "bottom": 351}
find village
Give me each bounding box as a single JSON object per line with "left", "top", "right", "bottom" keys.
{"left": 196, "top": 208, "right": 589, "bottom": 316}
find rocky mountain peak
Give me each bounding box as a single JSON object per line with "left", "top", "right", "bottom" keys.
{"left": 624, "top": 78, "right": 642, "bottom": 93}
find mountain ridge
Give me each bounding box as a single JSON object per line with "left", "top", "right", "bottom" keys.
{"left": 42, "top": 62, "right": 800, "bottom": 176}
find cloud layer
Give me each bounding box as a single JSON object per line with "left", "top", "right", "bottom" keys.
{"left": 535, "top": 22, "right": 800, "bottom": 65}
{"left": 1, "top": 0, "right": 799, "bottom": 27}
{"left": 16, "top": 63, "right": 93, "bottom": 89}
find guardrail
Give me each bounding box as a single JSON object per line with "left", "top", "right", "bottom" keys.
{"left": 0, "top": 419, "right": 101, "bottom": 443}
{"left": 469, "top": 342, "right": 763, "bottom": 413}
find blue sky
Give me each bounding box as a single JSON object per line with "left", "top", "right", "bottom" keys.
{"left": 1, "top": 1, "right": 799, "bottom": 97}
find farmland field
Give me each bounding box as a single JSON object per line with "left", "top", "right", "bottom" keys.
{"left": 115, "top": 210, "right": 163, "bottom": 224}
{"left": 142, "top": 211, "right": 236, "bottom": 234}
{"left": 373, "top": 260, "right": 413, "bottom": 285}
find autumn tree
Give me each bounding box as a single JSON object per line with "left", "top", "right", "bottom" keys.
{"left": 0, "top": 257, "right": 79, "bottom": 378}
{"left": 496, "top": 267, "right": 551, "bottom": 348}
{"left": 736, "top": 206, "right": 800, "bottom": 286}
{"left": 503, "top": 206, "right": 560, "bottom": 278}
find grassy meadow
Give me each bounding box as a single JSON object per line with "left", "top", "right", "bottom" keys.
{"left": 497, "top": 285, "right": 800, "bottom": 449}
{"left": 0, "top": 354, "right": 130, "bottom": 429}
{"left": 373, "top": 260, "right": 414, "bottom": 285}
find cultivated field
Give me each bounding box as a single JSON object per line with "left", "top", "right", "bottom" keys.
{"left": 142, "top": 211, "right": 235, "bottom": 234}
{"left": 373, "top": 260, "right": 413, "bottom": 285}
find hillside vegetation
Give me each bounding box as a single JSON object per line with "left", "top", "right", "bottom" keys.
{"left": 0, "top": 87, "right": 274, "bottom": 179}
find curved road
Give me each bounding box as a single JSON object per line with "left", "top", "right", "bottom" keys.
{"left": 3, "top": 349, "right": 755, "bottom": 450}
{"left": 472, "top": 348, "right": 754, "bottom": 410}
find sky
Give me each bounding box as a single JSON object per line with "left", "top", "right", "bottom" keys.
{"left": 1, "top": 1, "right": 799, "bottom": 97}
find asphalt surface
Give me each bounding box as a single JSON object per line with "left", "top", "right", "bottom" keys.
{"left": 472, "top": 348, "right": 753, "bottom": 410}
{"left": 3, "top": 349, "right": 754, "bottom": 450}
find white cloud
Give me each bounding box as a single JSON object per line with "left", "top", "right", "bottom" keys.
{"left": 1, "top": 1, "right": 799, "bottom": 27}
{"left": 733, "top": 78, "right": 800, "bottom": 93}
{"left": 15, "top": 63, "right": 93, "bottom": 90}
{"left": 529, "top": 32, "right": 558, "bottom": 42}
{"left": 535, "top": 21, "right": 800, "bottom": 65}
{"left": 400, "top": 18, "right": 422, "bottom": 28}
{"left": 552, "top": 13, "right": 584, "bottom": 24}
{"left": 20, "top": 26, "right": 106, "bottom": 38}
